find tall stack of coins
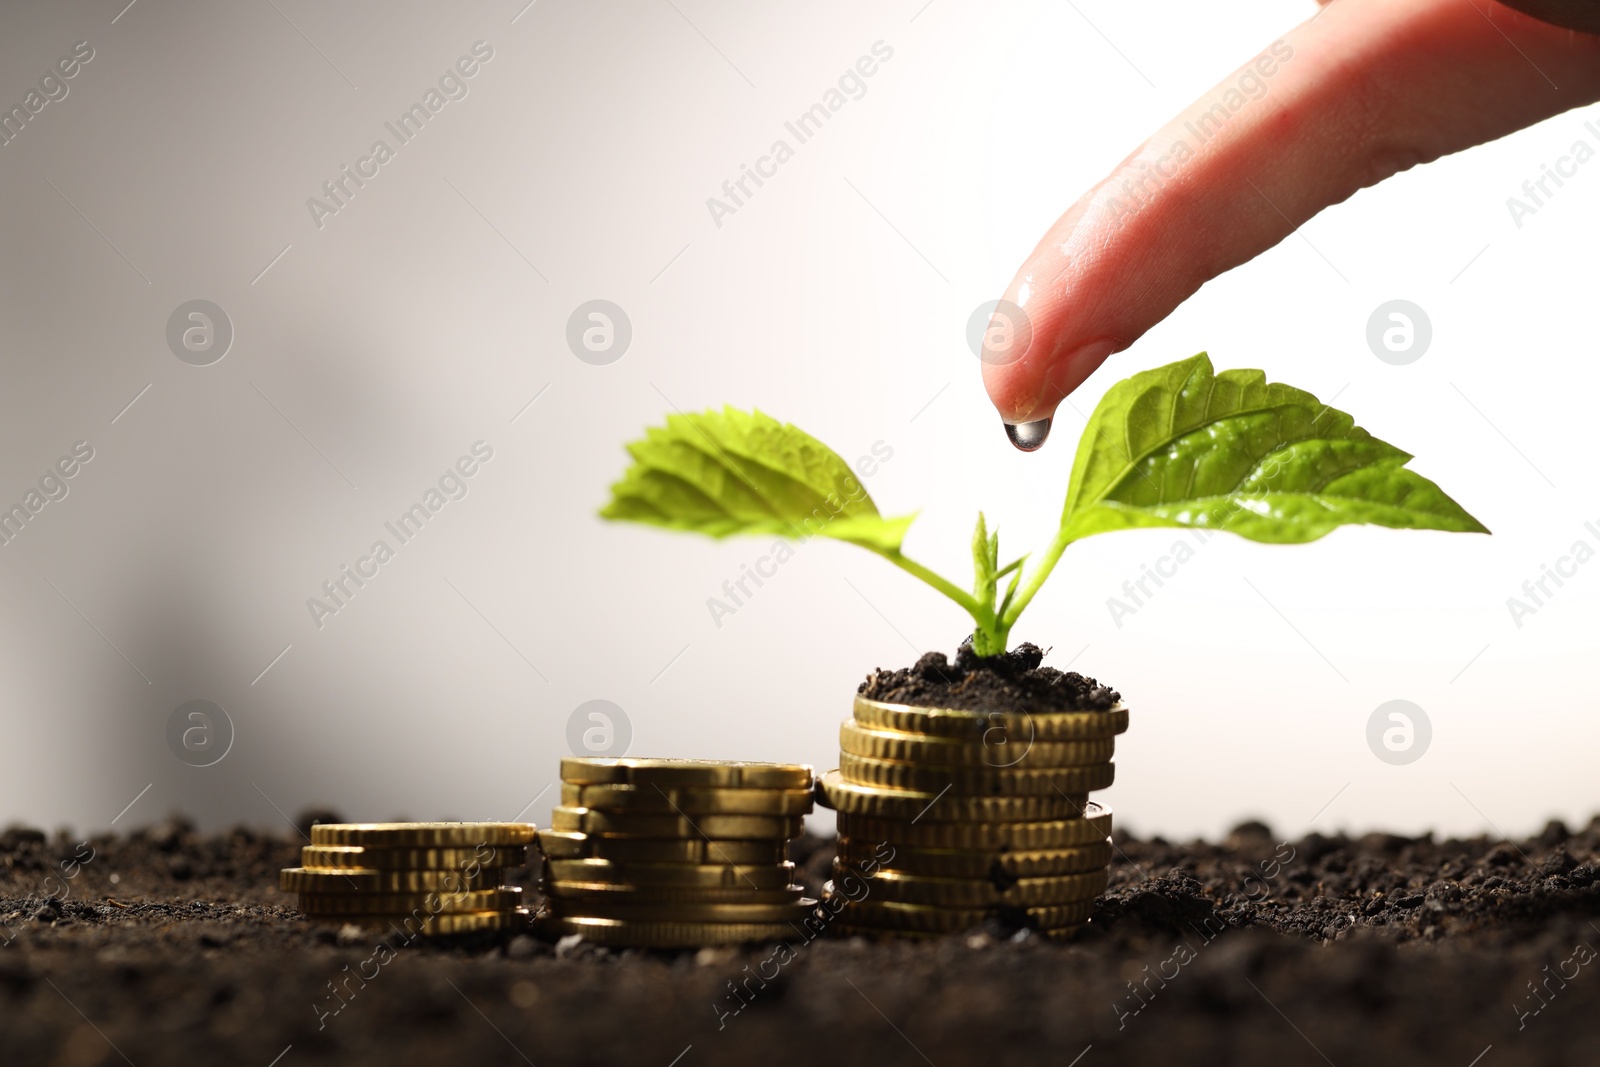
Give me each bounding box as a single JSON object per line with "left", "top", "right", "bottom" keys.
{"left": 279, "top": 822, "right": 534, "bottom": 935}
{"left": 534, "top": 758, "right": 817, "bottom": 948}
{"left": 820, "top": 695, "right": 1128, "bottom": 939}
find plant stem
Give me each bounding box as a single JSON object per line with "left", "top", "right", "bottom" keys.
{"left": 971, "top": 620, "right": 1009, "bottom": 658}
{"left": 877, "top": 548, "right": 1024, "bottom": 656}
{"left": 999, "top": 526, "right": 1073, "bottom": 630}
{"left": 872, "top": 530, "right": 1068, "bottom": 657}
{"left": 877, "top": 550, "right": 982, "bottom": 618}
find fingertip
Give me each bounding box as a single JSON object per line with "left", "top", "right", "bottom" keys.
{"left": 981, "top": 357, "right": 1040, "bottom": 424}
{"left": 985, "top": 336, "right": 1122, "bottom": 425}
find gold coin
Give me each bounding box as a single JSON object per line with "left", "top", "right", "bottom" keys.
{"left": 534, "top": 914, "right": 801, "bottom": 948}
{"left": 559, "top": 783, "right": 813, "bottom": 817}
{"left": 279, "top": 867, "right": 508, "bottom": 893}
{"left": 549, "top": 806, "right": 803, "bottom": 840}
{"left": 544, "top": 859, "right": 796, "bottom": 889}
{"left": 822, "top": 890, "right": 1094, "bottom": 933}
{"left": 560, "top": 758, "right": 813, "bottom": 790}
{"left": 326, "top": 909, "right": 530, "bottom": 936}
{"left": 837, "top": 753, "right": 1114, "bottom": 796}
{"left": 300, "top": 845, "right": 527, "bottom": 870}
{"left": 839, "top": 721, "right": 1116, "bottom": 768}
{"left": 542, "top": 881, "right": 806, "bottom": 905}
{"left": 832, "top": 865, "right": 1107, "bottom": 907}
{"left": 534, "top": 831, "right": 786, "bottom": 866}
{"left": 835, "top": 802, "right": 1112, "bottom": 849}
{"left": 296, "top": 887, "right": 522, "bottom": 915}
{"left": 836, "top": 836, "right": 1111, "bottom": 879}
{"left": 853, "top": 696, "right": 1128, "bottom": 741}
{"left": 540, "top": 896, "right": 815, "bottom": 924}
{"left": 818, "top": 772, "right": 1087, "bottom": 822}
{"left": 309, "top": 822, "right": 536, "bottom": 848}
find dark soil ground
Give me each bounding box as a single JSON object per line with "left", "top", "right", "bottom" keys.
{"left": 4, "top": 815, "right": 1599, "bottom": 1066}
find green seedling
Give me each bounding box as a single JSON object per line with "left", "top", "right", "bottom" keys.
{"left": 601, "top": 354, "right": 1487, "bottom": 655}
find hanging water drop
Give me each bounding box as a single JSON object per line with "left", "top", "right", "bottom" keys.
{"left": 1004, "top": 418, "right": 1051, "bottom": 452}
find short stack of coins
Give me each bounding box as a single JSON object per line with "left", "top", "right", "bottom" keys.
{"left": 534, "top": 758, "right": 817, "bottom": 948}
{"left": 280, "top": 822, "right": 535, "bottom": 936}
{"left": 819, "top": 695, "right": 1128, "bottom": 939}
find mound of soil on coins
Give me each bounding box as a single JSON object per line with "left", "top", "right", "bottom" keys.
{"left": 858, "top": 642, "right": 1120, "bottom": 714}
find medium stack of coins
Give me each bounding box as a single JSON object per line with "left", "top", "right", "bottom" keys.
{"left": 534, "top": 758, "right": 817, "bottom": 948}
{"left": 279, "top": 822, "right": 535, "bottom": 935}
{"left": 820, "top": 695, "right": 1128, "bottom": 939}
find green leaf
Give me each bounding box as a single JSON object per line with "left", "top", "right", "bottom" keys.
{"left": 1059, "top": 353, "right": 1489, "bottom": 545}
{"left": 971, "top": 512, "right": 993, "bottom": 592}
{"left": 600, "top": 407, "right": 915, "bottom": 553}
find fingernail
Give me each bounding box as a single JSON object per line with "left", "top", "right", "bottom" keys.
{"left": 1004, "top": 417, "right": 1052, "bottom": 452}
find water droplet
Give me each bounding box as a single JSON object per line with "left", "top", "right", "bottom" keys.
{"left": 1004, "top": 418, "right": 1051, "bottom": 452}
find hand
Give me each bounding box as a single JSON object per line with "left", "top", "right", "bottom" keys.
{"left": 983, "top": 0, "right": 1600, "bottom": 451}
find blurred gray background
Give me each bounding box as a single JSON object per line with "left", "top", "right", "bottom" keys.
{"left": 0, "top": 0, "right": 1594, "bottom": 842}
